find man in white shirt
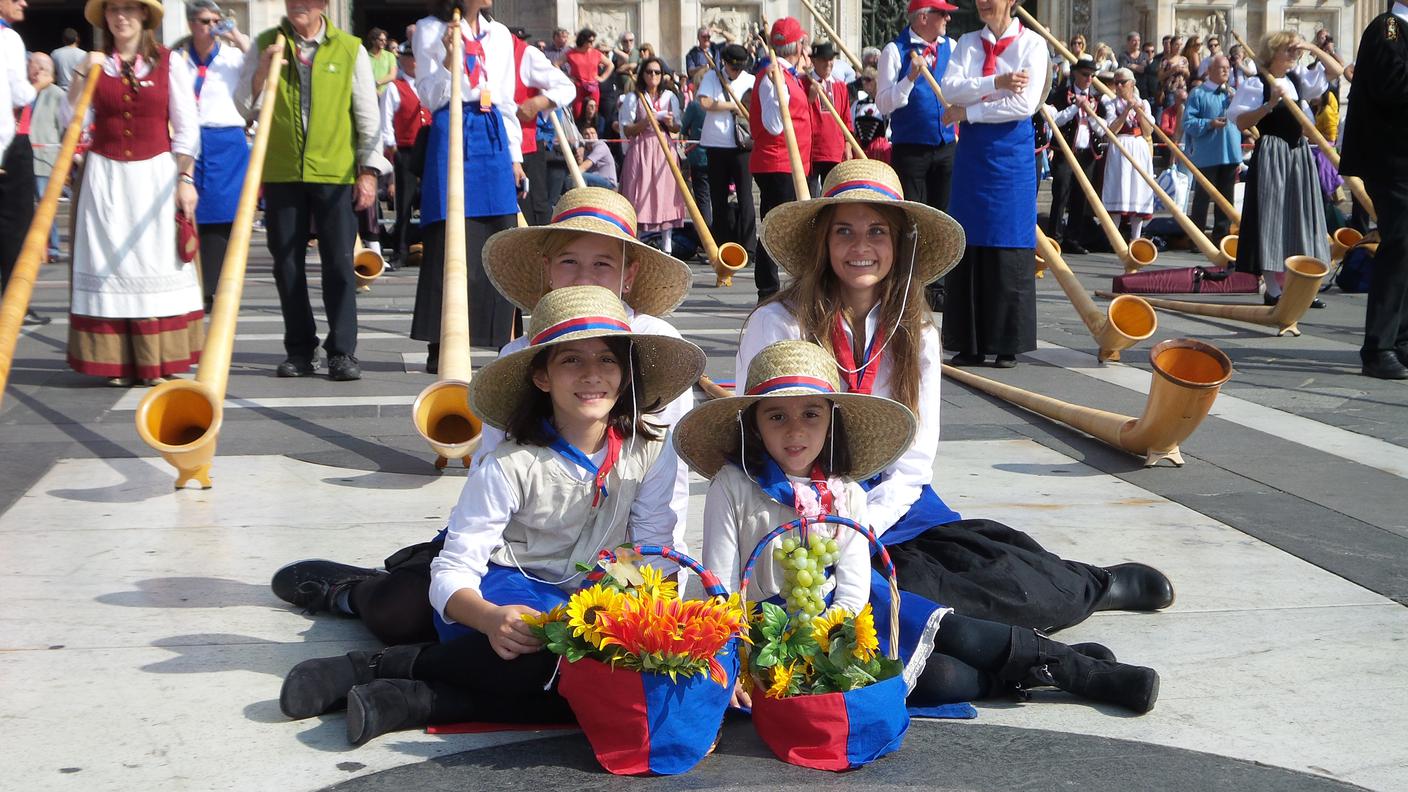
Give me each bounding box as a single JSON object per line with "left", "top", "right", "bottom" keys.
{"left": 1043, "top": 53, "right": 1104, "bottom": 254}
{"left": 0, "top": 0, "right": 39, "bottom": 324}
{"left": 49, "top": 27, "right": 85, "bottom": 89}
{"left": 697, "top": 43, "right": 756, "bottom": 272}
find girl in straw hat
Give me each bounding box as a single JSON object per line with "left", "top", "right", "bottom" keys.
{"left": 682, "top": 340, "right": 1158, "bottom": 713}
{"left": 268, "top": 187, "right": 696, "bottom": 647}
{"left": 278, "top": 285, "right": 706, "bottom": 745}
{"left": 64, "top": 0, "right": 205, "bottom": 387}
{"left": 739, "top": 159, "right": 1175, "bottom": 636}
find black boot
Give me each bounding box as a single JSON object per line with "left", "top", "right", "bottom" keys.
{"left": 279, "top": 644, "right": 425, "bottom": 720}
{"left": 1096, "top": 562, "right": 1175, "bottom": 612}
{"left": 1000, "top": 629, "right": 1159, "bottom": 714}
{"left": 271, "top": 559, "right": 386, "bottom": 615}
{"left": 1014, "top": 642, "right": 1114, "bottom": 690}
{"left": 346, "top": 679, "right": 436, "bottom": 746}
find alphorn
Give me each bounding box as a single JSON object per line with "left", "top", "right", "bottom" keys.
{"left": 1096, "top": 254, "right": 1330, "bottom": 337}
{"left": 1018, "top": 6, "right": 1242, "bottom": 233}
{"left": 759, "top": 17, "right": 813, "bottom": 201}
{"left": 546, "top": 109, "right": 585, "bottom": 189}
{"left": 795, "top": 0, "right": 864, "bottom": 73}
{"left": 133, "top": 36, "right": 287, "bottom": 488}
{"left": 1036, "top": 227, "right": 1156, "bottom": 362}
{"left": 353, "top": 235, "right": 385, "bottom": 289}
{"left": 1038, "top": 105, "right": 1158, "bottom": 273}
{"left": 1330, "top": 227, "right": 1362, "bottom": 264}
{"left": 1228, "top": 30, "right": 1376, "bottom": 222}
{"left": 1085, "top": 109, "right": 1238, "bottom": 268}
{"left": 412, "top": 9, "right": 483, "bottom": 468}
{"left": 943, "top": 338, "right": 1232, "bottom": 467}
{"left": 636, "top": 90, "right": 749, "bottom": 286}
{"left": 0, "top": 63, "right": 101, "bottom": 404}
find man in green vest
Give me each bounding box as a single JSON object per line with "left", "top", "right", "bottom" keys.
{"left": 235, "top": 0, "right": 389, "bottom": 381}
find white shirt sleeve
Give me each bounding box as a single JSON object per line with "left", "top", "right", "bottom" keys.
{"left": 865, "top": 324, "right": 942, "bottom": 536}
{"left": 232, "top": 37, "right": 261, "bottom": 120}
{"left": 380, "top": 81, "right": 399, "bottom": 148}
{"left": 3, "top": 30, "right": 36, "bottom": 108}
{"left": 758, "top": 67, "right": 786, "bottom": 136}
{"left": 627, "top": 435, "right": 684, "bottom": 551}
{"left": 630, "top": 314, "right": 695, "bottom": 553}
{"left": 414, "top": 16, "right": 460, "bottom": 114}
{"left": 701, "top": 474, "right": 744, "bottom": 596}
{"left": 166, "top": 50, "right": 201, "bottom": 158}
{"left": 735, "top": 302, "right": 802, "bottom": 387}
{"left": 972, "top": 35, "right": 1049, "bottom": 124}
{"left": 1291, "top": 63, "right": 1329, "bottom": 103}
{"left": 428, "top": 457, "right": 521, "bottom": 620}
{"left": 875, "top": 41, "right": 914, "bottom": 116}
{"left": 351, "top": 48, "right": 393, "bottom": 173}
{"left": 617, "top": 90, "right": 638, "bottom": 133}
{"left": 830, "top": 482, "right": 872, "bottom": 614}
{"left": 520, "top": 43, "right": 576, "bottom": 110}
{"left": 1225, "top": 75, "right": 1264, "bottom": 128}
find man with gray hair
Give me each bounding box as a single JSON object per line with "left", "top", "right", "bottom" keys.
{"left": 543, "top": 27, "right": 569, "bottom": 67}
{"left": 27, "top": 52, "right": 64, "bottom": 268}
{"left": 685, "top": 24, "right": 729, "bottom": 85}
{"left": 1118, "top": 30, "right": 1148, "bottom": 84}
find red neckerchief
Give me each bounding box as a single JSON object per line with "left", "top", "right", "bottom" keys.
{"left": 799, "top": 463, "right": 836, "bottom": 516}
{"left": 831, "top": 313, "right": 885, "bottom": 395}
{"left": 921, "top": 40, "right": 938, "bottom": 66}
{"left": 188, "top": 43, "right": 218, "bottom": 100}
{"left": 17, "top": 102, "right": 31, "bottom": 135}
{"left": 593, "top": 427, "right": 623, "bottom": 507}
{"left": 981, "top": 22, "right": 1022, "bottom": 76}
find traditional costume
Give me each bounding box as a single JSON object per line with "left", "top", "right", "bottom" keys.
{"left": 1043, "top": 54, "right": 1104, "bottom": 251}
{"left": 1100, "top": 96, "right": 1156, "bottom": 228}
{"left": 807, "top": 41, "right": 854, "bottom": 190}
{"left": 749, "top": 17, "right": 812, "bottom": 301}
{"left": 511, "top": 34, "right": 574, "bottom": 226}
{"left": 617, "top": 88, "right": 687, "bottom": 248}
{"left": 875, "top": 0, "right": 959, "bottom": 212}
{"left": 0, "top": 11, "right": 37, "bottom": 292}
{"left": 380, "top": 44, "right": 429, "bottom": 261}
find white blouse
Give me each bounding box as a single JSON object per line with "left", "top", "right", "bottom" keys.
{"left": 178, "top": 42, "right": 248, "bottom": 129}
{"left": 940, "top": 22, "right": 1050, "bottom": 124}
{"left": 413, "top": 12, "right": 522, "bottom": 162}
{"left": 63, "top": 50, "right": 200, "bottom": 159}
{"left": 735, "top": 301, "right": 944, "bottom": 537}
{"left": 617, "top": 89, "right": 681, "bottom": 138}
{"left": 1225, "top": 64, "right": 1329, "bottom": 129}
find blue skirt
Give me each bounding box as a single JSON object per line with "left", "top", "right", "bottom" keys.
{"left": 194, "top": 126, "right": 249, "bottom": 225}
{"left": 420, "top": 105, "right": 519, "bottom": 225}
{"left": 948, "top": 119, "right": 1036, "bottom": 248}
{"left": 433, "top": 564, "right": 571, "bottom": 643}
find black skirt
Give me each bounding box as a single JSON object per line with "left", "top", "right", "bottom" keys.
{"left": 880, "top": 518, "right": 1110, "bottom": 633}
{"left": 411, "top": 215, "right": 518, "bottom": 349}
{"left": 940, "top": 246, "right": 1037, "bottom": 356}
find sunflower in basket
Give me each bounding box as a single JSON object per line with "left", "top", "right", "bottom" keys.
{"left": 748, "top": 601, "right": 901, "bottom": 699}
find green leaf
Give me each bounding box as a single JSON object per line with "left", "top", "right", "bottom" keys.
{"left": 755, "top": 642, "right": 781, "bottom": 668}
{"left": 841, "top": 664, "right": 877, "bottom": 690}
{"left": 758, "top": 602, "right": 790, "bottom": 641}
{"left": 543, "top": 621, "right": 568, "bottom": 643}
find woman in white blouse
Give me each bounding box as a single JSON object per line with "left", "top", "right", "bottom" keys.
{"left": 1100, "top": 67, "right": 1156, "bottom": 242}
{"left": 66, "top": 0, "right": 204, "bottom": 387}
{"left": 1228, "top": 30, "right": 1342, "bottom": 304}
{"left": 616, "top": 56, "right": 687, "bottom": 255}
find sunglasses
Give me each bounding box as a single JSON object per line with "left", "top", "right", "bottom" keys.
{"left": 642, "top": 69, "right": 662, "bottom": 75}
{"left": 195, "top": 16, "right": 220, "bottom": 25}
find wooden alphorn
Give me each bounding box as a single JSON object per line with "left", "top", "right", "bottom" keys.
{"left": 759, "top": 16, "right": 813, "bottom": 200}
{"left": 546, "top": 109, "right": 585, "bottom": 189}
{"left": 796, "top": 0, "right": 864, "bottom": 73}
{"left": 810, "top": 77, "right": 866, "bottom": 159}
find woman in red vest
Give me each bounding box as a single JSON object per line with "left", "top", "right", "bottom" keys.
{"left": 749, "top": 17, "right": 813, "bottom": 302}
{"left": 806, "top": 39, "right": 853, "bottom": 192}
{"left": 66, "top": 0, "right": 204, "bottom": 387}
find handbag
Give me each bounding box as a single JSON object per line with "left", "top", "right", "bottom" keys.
{"left": 733, "top": 116, "right": 754, "bottom": 151}
{"left": 176, "top": 212, "right": 198, "bottom": 264}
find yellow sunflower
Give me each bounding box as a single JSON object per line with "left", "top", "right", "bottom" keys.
{"left": 638, "top": 564, "right": 679, "bottom": 600}
{"left": 853, "top": 602, "right": 880, "bottom": 662}
{"left": 520, "top": 603, "right": 567, "bottom": 629}
{"left": 811, "top": 607, "right": 849, "bottom": 654}
{"left": 565, "top": 587, "right": 622, "bottom": 648}
{"left": 766, "top": 661, "right": 799, "bottom": 699}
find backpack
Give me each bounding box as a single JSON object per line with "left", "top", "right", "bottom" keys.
{"left": 1335, "top": 244, "right": 1375, "bottom": 293}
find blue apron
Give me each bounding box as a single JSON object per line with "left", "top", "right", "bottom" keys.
{"left": 433, "top": 563, "right": 572, "bottom": 643}
{"left": 420, "top": 104, "right": 519, "bottom": 225}
{"left": 860, "top": 480, "right": 962, "bottom": 547}
{"left": 193, "top": 126, "right": 250, "bottom": 225}
{"left": 947, "top": 119, "right": 1036, "bottom": 248}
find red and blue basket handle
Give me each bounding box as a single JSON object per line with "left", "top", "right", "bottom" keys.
{"left": 738, "top": 515, "right": 901, "bottom": 660}
{"left": 584, "top": 544, "right": 730, "bottom": 599}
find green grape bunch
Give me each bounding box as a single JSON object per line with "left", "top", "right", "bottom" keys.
{"left": 771, "top": 531, "right": 842, "bottom": 625}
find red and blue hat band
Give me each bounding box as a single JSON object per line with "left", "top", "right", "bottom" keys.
{"left": 746, "top": 375, "right": 836, "bottom": 396}
{"left": 552, "top": 207, "right": 636, "bottom": 238}
{"left": 531, "top": 316, "right": 632, "bottom": 345}
{"left": 824, "top": 180, "right": 903, "bottom": 200}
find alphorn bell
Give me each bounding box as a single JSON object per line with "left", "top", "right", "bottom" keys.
{"left": 759, "top": 17, "right": 813, "bottom": 202}
{"left": 944, "top": 338, "right": 1233, "bottom": 467}
{"left": 0, "top": 63, "right": 102, "bottom": 404}
{"left": 1036, "top": 227, "right": 1157, "bottom": 362}
{"left": 1330, "top": 227, "right": 1362, "bottom": 264}
{"left": 1038, "top": 105, "right": 1158, "bottom": 273}
{"left": 134, "top": 36, "right": 287, "bottom": 487}
{"left": 1227, "top": 29, "right": 1376, "bottom": 222}
{"left": 353, "top": 235, "right": 385, "bottom": 290}
{"left": 1085, "top": 110, "right": 1238, "bottom": 269}
{"left": 1098, "top": 255, "right": 1330, "bottom": 337}
{"left": 1018, "top": 6, "right": 1243, "bottom": 239}
{"left": 636, "top": 90, "right": 748, "bottom": 286}
{"left": 412, "top": 9, "right": 483, "bottom": 468}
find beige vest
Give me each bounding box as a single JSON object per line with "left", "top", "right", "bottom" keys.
{"left": 487, "top": 436, "right": 663, "bottom": 591}
{"left": 712, "top": 464, "right": 868, "bottom": 603}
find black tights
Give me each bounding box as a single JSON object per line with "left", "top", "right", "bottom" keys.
{"left": 349, "top": 569, "right": 438, "bottom": 646}
{"left": 909, "top": 613, "right": 1016, "bottom": 706}
{"left": 412, "top": 632, "right": 575, "bottom": 724}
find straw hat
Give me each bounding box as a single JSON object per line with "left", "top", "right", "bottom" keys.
{"left": 673, "top": 340, "right": 916, "bottom": 480}
{"left": 85, "top": 0, "right": 164, "bottom": 28}
{"left": 482, "top": 187, "right": 693, "bottom": 318}
{"left": 469, "top": 285, "right": 705, "bottom": 431}
{"left": 760, "top": 159, "right": 966, "bottom": 285}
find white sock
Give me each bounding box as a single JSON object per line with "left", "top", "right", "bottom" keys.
{"left": 1130, "top": 218, "right": 1145, "bottom": 239}
{"left": 367, "top": 241, "right": 382, "bottom": 255}
{"left": 661, "top": 231, "right": 672, "bottom": 255}
{"left": 1264, "top": 276, "right": 1282, "bottom": 297}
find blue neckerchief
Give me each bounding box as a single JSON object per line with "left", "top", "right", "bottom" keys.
{"left": 188, "top": 42, "right": 219, "bottom": 99}
{"left": 541, "top": 419, "right": 612, "bottom": 504}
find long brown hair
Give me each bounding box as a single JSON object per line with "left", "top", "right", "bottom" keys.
{"left": 756, "top": 203, "right": 929, "bottom": 413}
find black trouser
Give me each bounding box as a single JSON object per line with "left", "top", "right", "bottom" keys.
{"left": 410, "top": 214, "right": 517, "bottom": 349}
{"left": 1045, "top": 144, "right": 1097, "bottom": 243}
{"left": 808, "top": 160, "right": 840, "bottom": 197}
{"left": 519, "top": 148, "right": 549, "bottom": 225}
{"left": 545, "top": 161, "right": 570, "bottom": 210}
{"left": 392, "top": 143, "right": 424, "bottom": 255}
{"left": 1188, "top": 161, "right": 1239, "bottom": 241}
{"left": 198, "top": 223, "right": 232, "bottom": 306}
{"left": 1362, "top": 173, "right": 1408, "bottom": 361}
{"left": 752, "top": 171, "right": 799, "bottom": 300}
{"left": 689, "top": 157, "right": 712, "bottom": 227}
{"left": 263, "top": 182, "right": 358, "bottom": 360}
{"left": 413, "top": 632, "right": 575, "bottom": 724}
{"left": 0, "top": 135, "right": 36, "bottom": 291}
{"left": 891, "top": 142, "right": 954, "bottom": 211}
{"left": 705, "top": 146, "right": 755, "bottom": 263}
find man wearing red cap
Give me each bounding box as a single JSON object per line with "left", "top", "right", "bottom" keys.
{"left": 749, "top": 16, "right": 812, "bottom": 301}
{"left": 876, "top": 0, "right": 959, "bottom": 310}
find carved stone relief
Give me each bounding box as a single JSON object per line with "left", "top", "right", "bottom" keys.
{"left": 1283, "top": 8, "right": 1337, "bottom": 41}
{"left": 580, "top": 3, "right": 642, "bottom": 48}
{"left": 1174, "top": 5, "right": 1232, "bottom": 40}
{"left": 701, "top": 4, "right": 763, "bottom": 43}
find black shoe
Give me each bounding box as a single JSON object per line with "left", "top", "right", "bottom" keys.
{"left": 1016, "top": 642, "right": 1115, "bottom": 690}
{"left": 1362, "top": 351, "right": 1408, "bottom": 380}
{"left": 1396, "top": 349, "right": 1408, "bottom": 368}
{"left": 276, "top": 357, "right": 316, "bottom": 378}
{"left": 23, "top": 310, "right": 50, "bottom": 326}
{"left": 993, "top": 355, "right": 1017, "bottom": 368}
{"left": 346, "top": 679, "right": 436, "bottom": 746}
{"left": 1309, "top": 298, "right": 1326, "bottom": 309}
{"left": 426, "top": 343, "right": 439, "bottom": 376}
{"left": 1096, "top": 562, "right": 1176, "bottom": 612}
{"left": 1061, "top": 239, "right": 1088, "bottom": 255}
{"left": 1262, "top": 293, "right": 1279, "bottom": 307}
{"left": 328, "top": 354, "right": 362, "bottom": 381}
{"left": 270, "top": 559, "right": 384, "bottom": 613}
{"left": 925, "top": 284, "right": 946, "bottom": 312}
{"left": 1004, "top": 630, "right": 1159, "bottom": 714}
{"left": 949, "top": 353, "right": 985, "bottom": 366}
{"left": 281, "top": 651, "right": 377, "bottom": 719}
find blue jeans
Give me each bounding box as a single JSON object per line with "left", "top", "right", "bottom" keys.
{"left": 33, "top": 174, "right": 61, "bottom": 258}
{"left": 582, "top": 172, "right": 616, "bottom": 190}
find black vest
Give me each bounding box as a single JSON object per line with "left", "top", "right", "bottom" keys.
{"left": 1255, "top": 71, "right": 1308, "bottom": 145}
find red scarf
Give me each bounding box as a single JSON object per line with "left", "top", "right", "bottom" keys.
{"left": 980, "top": 22, "right": 1022, "bottom": 76}
{"left": 831, "top": 314, "right": 885, "bottom": 395}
